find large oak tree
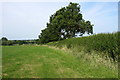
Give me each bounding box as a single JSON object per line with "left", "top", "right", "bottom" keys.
{"left": 39, "top": 2, "right": 93, "bottom": 43}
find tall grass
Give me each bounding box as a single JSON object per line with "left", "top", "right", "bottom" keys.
{"left": 48, "top": 32, "right": 119, "bottom": 62}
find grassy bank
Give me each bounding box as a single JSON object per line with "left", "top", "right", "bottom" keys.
{"left": 2, "top": 45, "right": 118, "bottom": 78}
{"left": 47, "top": 32, "right": 119, "bottom": 62}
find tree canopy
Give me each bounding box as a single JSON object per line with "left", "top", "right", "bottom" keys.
{"left": 39, "top": 2, "right": 93, "bottom": 44}
{"left": 1, "top": 37, "right": 8, "bottom": 41}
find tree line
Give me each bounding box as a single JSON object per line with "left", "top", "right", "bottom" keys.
{"left": 0, "top": 37, "right": 38, "bottom": 46}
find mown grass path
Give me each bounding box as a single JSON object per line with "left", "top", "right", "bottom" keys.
{"left": 2, "top": 46, "right": 117, "bottom": 78}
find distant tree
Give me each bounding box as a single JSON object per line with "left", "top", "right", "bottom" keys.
{"left": 1, "top": 37, "right": 8, "bottom": 41}
{"left": 7, "top": 40, "right": 14, "bottom": 46}
{"left": 0, "top": 37, "right": 8, "bottom": 45}
{"left": 39, "top": 2, "right": 93, "bottom": 43}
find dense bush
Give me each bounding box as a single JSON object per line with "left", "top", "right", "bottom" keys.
{"left": 48, "top": 32, "right": 119, "bottom": 61}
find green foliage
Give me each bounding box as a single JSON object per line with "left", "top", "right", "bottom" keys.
{"left": 1, "top": 40, "right": 13, "bottom": 46}
{"left": 1, "top": 37, "right": 8, "bottom": 41}
{"left": 0, "top": 37, "right": 13, "bottom": 46}
{"left": 39, "top": 2, "right": 93, "bottom": 44}
{"left": 48, "top": 32, "right": 119, "bottom": 62}
{"left": 0, "top": 37, "right": 38, "bottom": 46}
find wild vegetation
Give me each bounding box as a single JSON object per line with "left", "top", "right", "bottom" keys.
{"left": 48, "top": 32, "right": 119, "bottom": 62}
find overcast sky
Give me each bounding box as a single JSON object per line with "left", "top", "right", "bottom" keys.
{"left": 0, "top": 2, "right": 118, "bottom": 40}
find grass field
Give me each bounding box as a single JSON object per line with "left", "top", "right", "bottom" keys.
{"left": 2, "top": 45, "right": 118, "bottom": 78}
